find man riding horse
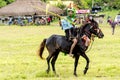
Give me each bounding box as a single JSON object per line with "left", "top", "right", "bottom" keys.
{"left": 59, "top": 7, "right": 91, "bottom": 57}
{"left": 37, "top": 2, "right": 104, "bottom": 77}
{"left": 38, "top": 18, "right": 104, "bottom": 76}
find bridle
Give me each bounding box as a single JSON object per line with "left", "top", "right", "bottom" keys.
{"left": 82, "top": 22, "right": 100, "bottom": 53}
{"left": 89, "top": 22, "right": 101, "bottom": 37}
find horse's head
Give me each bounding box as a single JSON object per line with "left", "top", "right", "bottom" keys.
{"left": 89, "top": 19, "right": 104, "bottom": 38}
{"left": 76, "top": 19, "right": 104, "bottom": 52}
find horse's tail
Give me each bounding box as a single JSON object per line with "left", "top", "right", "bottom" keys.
{"left": 38, "top": 38, "right": 47, "bottom": 60}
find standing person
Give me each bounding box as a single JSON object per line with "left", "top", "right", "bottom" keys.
{"left": 49, "top": 15, "right": 53, "bottom": 22}
{"left": 17, "top": 16, "right": 24, "bottom": 26}
{"left": 27, "top": 16, "right": 33, "bottom": 25}
{"left": 47, "top": 16, "right": 51, "bottom": 25}
{"left": 33, "top": 13, "right": 37, "bottom": 24}
{"left": 8, "top": 16, "right": 13, "bottom": 25}
{"left": 60, "top": 7, "right": 77, "bottom": 57}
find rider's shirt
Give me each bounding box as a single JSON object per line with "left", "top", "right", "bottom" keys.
{"left": 61, "top": 17, "right": 75, "bottom": 30}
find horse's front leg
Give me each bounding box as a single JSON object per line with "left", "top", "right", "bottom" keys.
{"left": 74, "top": 55, "right": 80, "bottom": 77}
{"left": 81, "top": 53, "right": 90, "bottom": 75}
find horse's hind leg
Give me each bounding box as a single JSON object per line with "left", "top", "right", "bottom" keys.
{"left": 81, "top": 53, "right": 90, "bottom": 75}
{"left": 46, "top": 53, "right": 53, "bottom": 74}
{"left": 51, "top": 51, "right": 59, "bottom": 76}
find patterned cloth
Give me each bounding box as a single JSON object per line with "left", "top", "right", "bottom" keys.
{"left": 61, "top": 18, "right": 74, "bottom": 30}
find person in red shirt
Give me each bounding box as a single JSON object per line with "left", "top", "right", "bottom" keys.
{"left": 47, "top": 17, "right": 51, "bottom": 25}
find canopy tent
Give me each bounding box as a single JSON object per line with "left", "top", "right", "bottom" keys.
{"left": 0, "top": 0, "right": 63, "bottom": 16}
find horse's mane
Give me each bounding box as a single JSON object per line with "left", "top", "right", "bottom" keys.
{"left": 76, "top": 19, "right": 97, "bottom": 37}
{"left": 78, "top": 19, "right": 97, "bottom": 32}
{"left": 80, "top": 23, "right": 89, "bottom": 30}
{"left": 77, "top": 23, "right": 90, "bottom": 35}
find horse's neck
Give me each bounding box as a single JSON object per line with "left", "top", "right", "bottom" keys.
{"left": 84, "top": 31, "right": 91, "bottom": 39}
{"left": 82, "top": 24, "right": 91, "bottom": 38}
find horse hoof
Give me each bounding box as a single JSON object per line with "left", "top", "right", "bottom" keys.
{"left": 55, "top": 74, "right": 59, "bottom": 77}
{"left": 46, "top": 70, "right": 50, "bottom": 74}
{"left": 74, "top": 73, "right": 78, "bottom": 77}
{"left": 53, "top": 71, "right": 59, "bottom": 77}
{"left": 83, "top": 70, "right": 87, "bottom": 75}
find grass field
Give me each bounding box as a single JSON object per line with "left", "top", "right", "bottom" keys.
{"left": 0, "top": 22, "right": 120, "bottom": 80}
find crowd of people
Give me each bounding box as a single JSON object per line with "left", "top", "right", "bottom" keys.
{"left": 0, "top": 15, "right": 53, "bottom": 26}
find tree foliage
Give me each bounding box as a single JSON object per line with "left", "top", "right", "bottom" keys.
{"left": 0, "top": 0, "right": 6, "bottom": 8}
{"left": 91, "top": 0, "right": 120, "bottom": 10}
{"left": 73, "top": 0, "right": 120, "bottom": 10}
{"left": 5, "top": 0, "right": 15, "bottom": 4}
{"left": 0, "top": 0, "right": 15, "bottom": 8}
{"left": 56, "top": 2, "right": 66, "bottom": 10}
{"left": 0, "top": 0, "right": 120, "bottom": 11}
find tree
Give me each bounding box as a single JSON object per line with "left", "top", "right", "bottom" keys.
{"left": 0, "top": 0, "right": 120, "bottom": 11}
{"left": 56, "top": 0, "right": 66, "bottom": 9}
{"left": 111, "top": 0, "right": 120, "bottom": 9}
{"left": 41, "top": 0, "right": 48, "bottom": 2}
{"left": 73, "top": 0, "right": 91, "bottom": 9}
{"left": 0, "top": 0, "right": 6, "bottom": 8}
{"left": 0, "top": 0, "right": 15, "bottom": 8}
{"left": 4, "top": 0, "right": 15, "bottom": 4}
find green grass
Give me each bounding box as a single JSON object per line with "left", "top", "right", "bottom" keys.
{"left": 0, "top": 22, "right": 120, "bottom": 80}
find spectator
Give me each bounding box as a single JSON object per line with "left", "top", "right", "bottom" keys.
{"left": 27, "top": 16, "right": 33, "bottom": 25}
{"left": 8, "top": 16, "right": 13, "bottom": 25}
{"left": 17, "top": 16, "right": 24, "bottom": 26}
{"left": 47, "top": 16, "right": 51, "bottom": 25}
{"left": 49, "top": 15, "right": 53, "bottom": 22}
{"left": 35, "top": 17, "right": 40, "bottom": 26}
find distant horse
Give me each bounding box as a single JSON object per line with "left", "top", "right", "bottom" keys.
{"left": 38, "top": 19, "right": 104, "bottom": 76}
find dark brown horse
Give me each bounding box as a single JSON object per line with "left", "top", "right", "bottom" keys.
{"left": 38, "top": 19, "right": 104, "bottom": 76}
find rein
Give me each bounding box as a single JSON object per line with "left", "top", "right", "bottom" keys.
{"left": 84, "top": 24, "right": 96, "bottom": 53}
{"left": 85, "top": 35, "right": 94, "bottom": 53}
{"left": 81, "top": 24, "right": 96, "bottom": 53}
{"left": 83, "top": 23, "right": 94, "bottom": 37}
{"left": 77, "top": 21, "right": 101, "bottom": 53}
